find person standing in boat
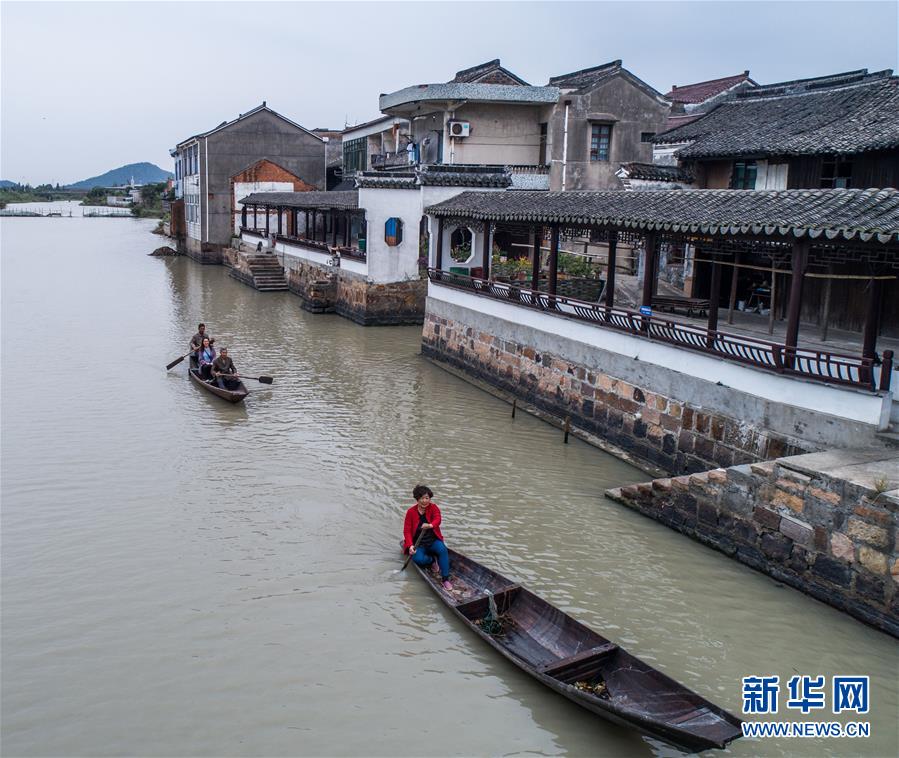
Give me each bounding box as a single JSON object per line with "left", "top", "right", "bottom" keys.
{"left": 198, "top": 337, "right": 216, "bottom": 381}
{"left": 189, "top": 323, "right": 211, "bottom": 363}
{"left": 404, "top": 485, "right": 452, "bottom": 590}
{"left": 212, "top": 347, "right": 238, "bottom": 390}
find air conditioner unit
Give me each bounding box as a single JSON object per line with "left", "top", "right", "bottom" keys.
{"left": 448, "top": 120, "right": 471, "bottom": 138}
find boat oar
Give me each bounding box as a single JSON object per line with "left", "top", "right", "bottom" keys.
{"left": 400, "top": 530, "right": 426, "bottom": 572}
{"left": 228, "top": 373, "right": 274, "bottom": 384}
{"left": 166, "top": 349, "right": 197, "bottom": 371}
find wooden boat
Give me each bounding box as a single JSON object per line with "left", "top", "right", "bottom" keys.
{"left": 413, "top": 548, "right": 743, "bottom": 752}
{"left": 188, "top": 357, "right": 249, "bottom": 404}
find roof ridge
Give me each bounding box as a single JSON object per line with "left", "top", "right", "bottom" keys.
{"left": 669, "top": 71, "right": 750, "bottom": 92}
{"left": 548, "top": 59, "right": 622, "bottom": 85}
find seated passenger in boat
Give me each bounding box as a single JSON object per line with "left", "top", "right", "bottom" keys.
{"left": 403, "top": 485, "right": 452, "bottom": 590}
{"left": 198, "top": 337, "right": 216, "bottom": 380}
{"left": 189, "top": 322, "right": 210, "bottom": 363}
{"left": 212, "top": 348, "right": 239, "bottom": 390}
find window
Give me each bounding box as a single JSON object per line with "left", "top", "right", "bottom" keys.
{"left": 538, "top": 123, "right": 548, "bottom": 165}
{"left": 590, "top": 124, "right": 611, "bottom": 161}
{"left": 730, "top": 160, "right": 757, "bottom": 190}
{"left": 343, "top": 137, "right": 367, "bottom": 174}
{"left": 820, "top": 155, "right": 852, "bottom": 188}
{"left": 641, "top": 132, "right": 655, "bottom": 143}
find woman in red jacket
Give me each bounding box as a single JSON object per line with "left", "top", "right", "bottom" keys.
{"left": 403, "top": 484, "right": 452, "bottom": 590}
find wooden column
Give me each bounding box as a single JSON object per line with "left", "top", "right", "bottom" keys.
{"left": 641, "top": 233, "right": 657, "bottom": 308}
{"left": 605, "top": 231, "right": 617, "bottom": 309}
{"left": 241, "top": 204, "right": 247, "bottom": 229}
{"left": 312, "top": 210, "right": 317, "bottom": 241}
{"left": 343, "top": 212, "right": 350, "bottom": 247}
{"left": 531, "top": 227, "right": 542, "bottom": 290}
{"left": 305, "top": 211, "right": 310, "bottom": 238}
{"left": 264, "top": 205, "right": 270, "bottom": 235}
{"left": 253, "top": 204, "right": 257, "bottom": 229}
{"left": 276, "top": 206, "right": 282, "bottom": 236}
{"left": 707, "top": 258, "right": 723, "bottom": 345}
{"left": 332, "top": 211, "right": 338, "bottom": 247}
{"left": 726, "top": 252, "right": 740, "bottom": 324}
{"left": 435, "top": 217, "right": 444, "bottom": 270}
{"left": 483, "top": 223, "right": 491, "bottom": 279}
{"left": 784, "top": 239, "right": 809, "bottom": 364}
{"left": 862, "top": 277, "right": 884, "bottom": 359}
{"left": 819, "top": 264, "right": 833, "bottom": 341}
{"left": 548, "top": 224, "right": 560, "bottom": 297}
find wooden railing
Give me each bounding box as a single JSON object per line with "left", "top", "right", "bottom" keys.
{"left": 428, "top": 268, "right": 888, "bottom": 391}
{"left": 274, "top": 233, "right": 367, "bottom": 262}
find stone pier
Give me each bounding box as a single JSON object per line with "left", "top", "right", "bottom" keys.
{"left": 607, "top": 448, "right": 899, "bottom": 636}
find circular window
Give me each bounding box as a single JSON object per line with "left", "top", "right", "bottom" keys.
{"left": 450, "top": 227, "right": 474, "bottom": 264}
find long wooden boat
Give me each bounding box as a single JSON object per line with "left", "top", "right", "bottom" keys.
{"left": 188, "top": 358, "right": 249, "bottom": 404}
{"left": 413, "top": 548, "right": 742, "bottom": 752}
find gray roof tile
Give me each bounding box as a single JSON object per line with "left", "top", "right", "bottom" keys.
{"left": 238, "top": 190, "right": 358, "bottom": 209}
{"left": 425, "top": 188, "right": 899, "bottom": 243}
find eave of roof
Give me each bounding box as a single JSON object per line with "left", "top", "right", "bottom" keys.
{"left": 424, "top": 188, "right": 899, "bottom": 244}
{"left": 379, "top": 83, "right": 559, "bottom": 111}
{"left": 239, "top": 190, "right": 359, "bottom": 210}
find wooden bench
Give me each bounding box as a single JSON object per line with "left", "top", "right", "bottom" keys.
{"left": 539, "top": 642, "right": 620, "bottom": 679}
{"left": 652, "top": 295, "right": 710, "bottom": 317}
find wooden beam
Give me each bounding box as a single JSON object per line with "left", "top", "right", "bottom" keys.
{"left": 548, "top": 224, "right": 560, "bottom": 297}
{"left": 641, "top": 233, "right": 657, "bottom": 307}
{"left": 531, "top": 227, "right": 542, "bottom": 290}
{"left": 435, "top": 217, "right": 444, "bottom": 270}
{"left": 707, "top": 259, "right": 722, "bottom": 346}
{"left": 726, "top": 251, "right": 740, "bottom": 324}
{"left": 605, "top": 232, "right": 617, "bottom": 309}
{"left": 784, "top": 240, "right": 809, "bottom": 363}
{"left": 862, "top": 277, "right": 884, "bottom": 359}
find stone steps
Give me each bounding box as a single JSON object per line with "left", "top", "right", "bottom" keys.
{"left": 245, "top": 254, "right": 288, "bottom": 292}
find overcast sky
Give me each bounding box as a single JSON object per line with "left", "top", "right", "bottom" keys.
{"left": 1, "top": 0, "right": 897, "bottom": 185}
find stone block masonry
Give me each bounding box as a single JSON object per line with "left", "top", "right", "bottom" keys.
{"left": 336, "top": 277, "right": 427, "bottom": 326}
{"left": 421, "top": 308, "right": 812, "bottom": 475}
{"left": 607, "top": 449, "right": 899, "bottom": 637}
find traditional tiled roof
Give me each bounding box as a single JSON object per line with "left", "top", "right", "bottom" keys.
{"left": 452, "top": 59, "right": 529, "bottom": 86}
{"left": 356, "top": 171, "right": 418, "bottom": 190}
{"left": 654, "top": 71, "right": 899, "bottom": 158}
{"left": 425, "top": 188, "right": 899, "bottom": 243}
{"left": 548, "top": 60, "right": 622, "bottom": 91}
{"left": 355, "top": 165, "right": 513, "bottom": 190}
{"left": 417, "top": 165, "right": 512, "bottom": 188}
{"left": 618, "top": 163, "right": 694, "bottom": 183}
{"left": 661, "top": 112, "right": 704, "bottom": 133}
{"left": 239, "top": 190, "right": 359, "bottom": 209}
{"left": 667, "top": 72, "right": 754, "bottom": 104}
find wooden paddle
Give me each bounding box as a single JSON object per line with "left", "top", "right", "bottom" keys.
{"left": 223, "top": 373, "right": 274, "bottom": 384}
{"left": 400, "top": 530, "right": 427, "bottom": 571}
{"left": 166, "top": 349, "right": 198, "bottom": 371}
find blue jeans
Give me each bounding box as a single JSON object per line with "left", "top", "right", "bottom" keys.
{"left": 412, "top": 539, "right": 450, "bottom": 579}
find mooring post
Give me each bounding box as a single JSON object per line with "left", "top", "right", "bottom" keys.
{"left": 511, "top": 398, "right": 517, "bottom": 419}
{"left": 563, "top": 416, "right": 571, "bottom": 444}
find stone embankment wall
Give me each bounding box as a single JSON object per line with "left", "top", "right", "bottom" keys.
{"left": 183, "top": 236, "right": 223, "bottom": 264}
{"left": 421, "top": 309, "right": 812, "bottom": 474}
{"left": 607, "top": 450, "right": 899, "bottom": 637}
{"left": 336, "top": 277, "right": 427, "bottom": 326}
{"left": 286, "top": 259, "right": 337, "bottom": 313}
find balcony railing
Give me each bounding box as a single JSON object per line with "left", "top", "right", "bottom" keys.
{"left": 275, "top": 233, "right": 367, "bottom": 262}
{"left": 371, "top": 152, "right": 414, "bottom": 169}
{"left": 428, "top": 268, "right": 890, "bottom": 392}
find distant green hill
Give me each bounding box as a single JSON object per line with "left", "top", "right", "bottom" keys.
{"left": 0, "top": 180, "right": 15, "bottom": 188}
{"left": 67, "top": 162, "right": 173, "bottom": 189}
